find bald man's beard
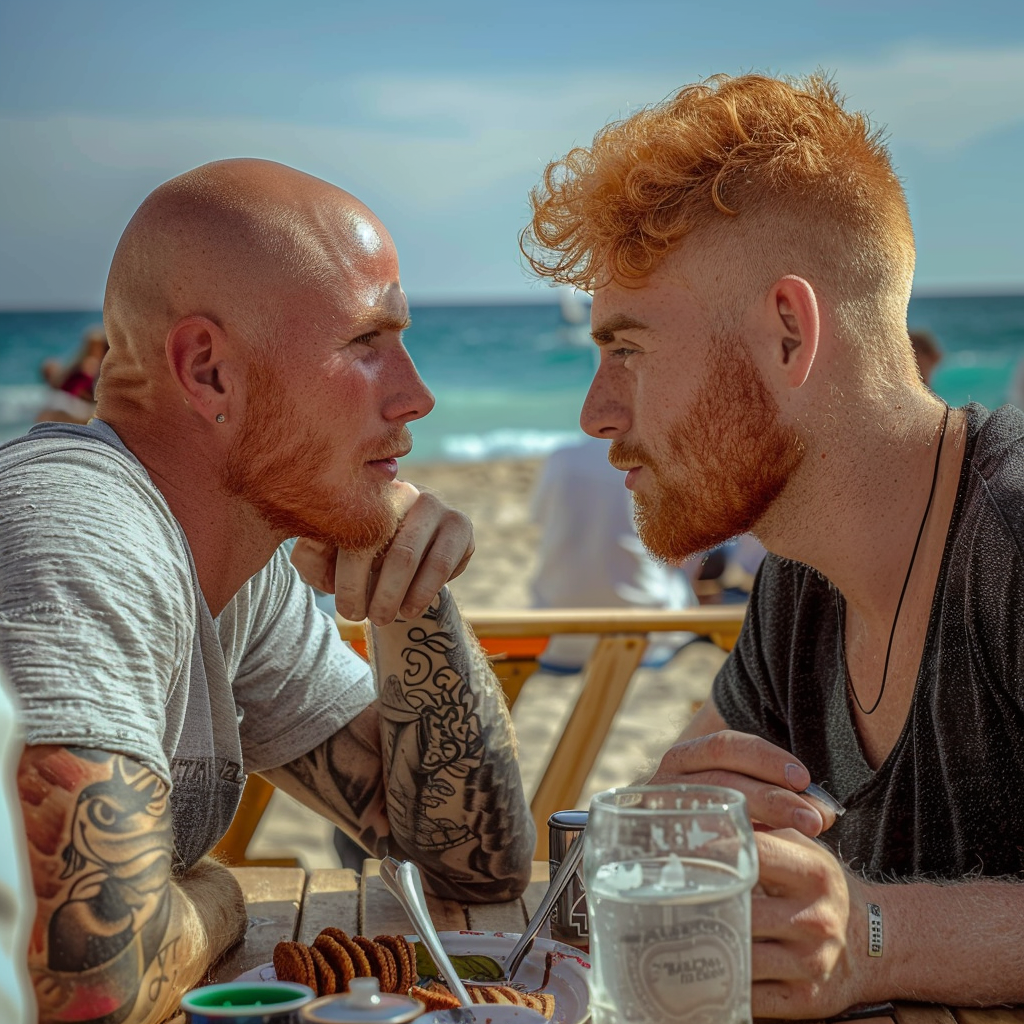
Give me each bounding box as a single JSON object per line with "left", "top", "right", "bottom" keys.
{"left": 612, "top": 341, "right": 803, "bottom": 564}
{"left": 223, "top": 368, "right": 404, "bottom": 553}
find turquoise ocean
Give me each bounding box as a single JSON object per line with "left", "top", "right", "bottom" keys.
{"left": 1, "top": 294, "right": 1022, "bottom": 461}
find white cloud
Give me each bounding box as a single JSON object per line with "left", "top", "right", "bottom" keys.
{"left": 349, "top": 45, "right": 1024, "bottom": 155}
{"left": 1, "top": 42, "right": 1021, "bottom": 304}
{"left": 828, "top": 42, "right": 1024, "bottom": 151}
{"left": 347, "top": 72, "right": 675, "bottom": 135}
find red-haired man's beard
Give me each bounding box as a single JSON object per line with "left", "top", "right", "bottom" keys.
{"left": 223, "top": 366, "right": 405, "bottom": 553}
{"left": 611, "top": 342, "right": 804, "bottom": 564}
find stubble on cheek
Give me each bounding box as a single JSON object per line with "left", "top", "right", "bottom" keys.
{"left": 622, "top": 342, "right": 804, "bottom": 564}
{"left": 222, "top": 364, "right": 405, "bottom": 553}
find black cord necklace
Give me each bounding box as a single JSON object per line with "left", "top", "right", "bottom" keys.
{"left": 849, "top": 402, "right": 950, "bottom": 715}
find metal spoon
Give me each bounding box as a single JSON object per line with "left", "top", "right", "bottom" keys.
{"left": 381, "top": 836, "right": 585, "bottom": 994}
{"left": 378, "top": 856, "right": 473, "bottom": 1007}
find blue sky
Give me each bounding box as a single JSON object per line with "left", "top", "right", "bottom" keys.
{"left": 1, "top": 0, "right": 1022, "bottom": 308}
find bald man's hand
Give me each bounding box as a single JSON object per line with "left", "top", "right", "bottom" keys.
{"left": 290, "top": 482, "right": 474, "bottom": 626}
{"left": 280, "top": 484, "right": 534, "bottom": 903}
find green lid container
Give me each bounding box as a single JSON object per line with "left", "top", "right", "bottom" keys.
{"left": 180, "top": 980, "right": 315, "bottom": 1023}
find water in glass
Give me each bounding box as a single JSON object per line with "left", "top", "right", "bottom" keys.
{"left": 585, "top": 786, "right": 757, "bottom": 1024}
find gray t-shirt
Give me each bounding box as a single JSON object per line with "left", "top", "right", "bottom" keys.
{"left": 0, "top": 420, "right": 375, "bottom": 870}
{"left": 713, "top": 403, "right": 1024, "bottom": 881}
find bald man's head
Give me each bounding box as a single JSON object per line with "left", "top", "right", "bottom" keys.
{"left": 99, "top": 159, "right": 393, "bottom": 400}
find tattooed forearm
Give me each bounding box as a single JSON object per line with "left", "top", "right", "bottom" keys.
{"left": 263, "top": 707, "right": 392, "bottom": 859}
{"left": 369, "top": 587, "right": 534, "bottom": 901}
{"left": 18, "top": 746, "right": 247, "bottom": 1024}
{"left": 268, "top": 588, "right": 534, "bottom": 901}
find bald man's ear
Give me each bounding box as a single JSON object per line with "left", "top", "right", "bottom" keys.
{"left": 166, "top": 316, "right": 235, "bottom": 424}
{"left": 765, "top": 276, "right": 819, "bottom": 389}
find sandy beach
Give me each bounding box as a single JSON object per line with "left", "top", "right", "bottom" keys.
{"left": 249, "top": 457, "right": 726, "bottom": 867}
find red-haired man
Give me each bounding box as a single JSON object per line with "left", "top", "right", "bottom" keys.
{"left": 524, "top": 73, "right": 1024, "bottom": 1014}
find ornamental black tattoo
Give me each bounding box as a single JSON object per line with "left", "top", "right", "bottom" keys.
{"left": 266, "top": 705, "right": 391, "bottom": 858}
{"left": 376, "top": 593, "right": 484, "bottom": 853}
{"left": 268, "top": 586, "right": 534, "bottom": 901}
{"left": 371, "top": 588, "right": 535, "bottom": 898}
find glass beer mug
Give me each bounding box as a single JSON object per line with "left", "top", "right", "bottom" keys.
{"left": 584, "top": 785, "right": 758, "bottom": 1024}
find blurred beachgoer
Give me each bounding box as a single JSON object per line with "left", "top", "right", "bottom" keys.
{"left": 529, "top": 434, "right": 697, "bottom": 670}
{"left": 909, "top": 327, "right": 942, "bottom": 386}
{"left": 0, "top": 668, "right": 34, "bottom": 1024}
{"left": 35, "top": 324, "right": 108, "bottom": 424}
{"left": 1, "top": 160, "right": 533, "bottom": 1023}
{"left": 523, "top": 72, "right": 1024, "bottom": 1013}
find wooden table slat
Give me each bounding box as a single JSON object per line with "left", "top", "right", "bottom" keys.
{"left": 465, "top": 897, "right": 529, "bottom": 933}
{"left": 213, "top": 866, "right": 306, "bottom": 982}
{"left": 472, "top": 857, "right": 550, "bottom": 936}
{"left": 298, "top": 868, "right": 360, "bottom": 943}
{"left": 360, "top": 858, "right": 470, "bottom": 937}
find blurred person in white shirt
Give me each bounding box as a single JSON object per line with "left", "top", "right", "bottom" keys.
{"left": 530, "top": 434, "right": 698, "bottom": 671}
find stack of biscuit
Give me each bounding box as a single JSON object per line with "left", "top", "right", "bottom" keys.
{"left": 274, "top": 929, "right": 417, "bottom": 996}
{"left": 273, "top": 929, "right": 555, "bottom": 1019}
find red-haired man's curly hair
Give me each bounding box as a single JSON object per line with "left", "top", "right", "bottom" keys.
{"left": 522, "top": 73, "right": 916, "bottom": 341}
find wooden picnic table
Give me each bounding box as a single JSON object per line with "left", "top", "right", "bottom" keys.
{"left": 182, "top": 862, "right": 1024, "bottom": 1024}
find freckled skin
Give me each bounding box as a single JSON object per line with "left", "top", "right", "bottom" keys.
{"left": 583, "top": 268, "right": 803, "bottom": 563}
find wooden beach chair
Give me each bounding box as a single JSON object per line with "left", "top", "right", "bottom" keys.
{"left": 211, "top": 605, "right": 746, "bottom": 864}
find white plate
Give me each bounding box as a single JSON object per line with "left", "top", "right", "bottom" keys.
{"left": 236, "top": 930, "right": 590, "bottom": 1024}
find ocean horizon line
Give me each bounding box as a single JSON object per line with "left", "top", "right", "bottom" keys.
{"left": 2, "top": 285, "right": 1023, "bottom": 316}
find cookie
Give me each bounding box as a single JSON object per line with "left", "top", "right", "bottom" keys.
{"left": 374, "top": 934, "right": 416, "bottom": 993}
{"left": 318, "top": 928, "right": 372, "bottom": 978}
{"left": 312, "top": 934, "right": 356, "bottom": 991}
{"left": 309, "top": 945, "right": 337, "bottom": 995}
{"left": 353, "top": 936, "right": 397, "bottom": 993}
{"left": 273, "top": 941, "right": 315, "bottom": 989}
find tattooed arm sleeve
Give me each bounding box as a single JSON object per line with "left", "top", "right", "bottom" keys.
{"left": 264, "top": 587, "right": 535, "bottom": 902}
{"left": 18, "top": 745, "right": 248, "bottom": 1024}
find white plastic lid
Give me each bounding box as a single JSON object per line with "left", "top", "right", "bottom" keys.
{"left": 298, "top": 978, "right": 425, "bottom": 1023}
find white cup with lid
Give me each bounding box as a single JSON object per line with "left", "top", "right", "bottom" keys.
{"left": 298, "top": 978, "right": 424, "bottom": 1024}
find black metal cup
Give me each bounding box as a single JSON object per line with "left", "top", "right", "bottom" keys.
{"left": 547, "top": 809, "right": 589, "bottom": 952}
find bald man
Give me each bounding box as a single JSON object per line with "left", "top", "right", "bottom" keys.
{"left": 0, "top": 159, "right": 535, "bottom": 1024}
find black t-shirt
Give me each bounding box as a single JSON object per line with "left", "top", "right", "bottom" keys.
{"left": 713, "top": 403, "right": 1024, "bottom": 881}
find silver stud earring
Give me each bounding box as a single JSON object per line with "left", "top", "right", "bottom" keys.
{"left": 216, "top": 414, "right": 225, "bottom": 423}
